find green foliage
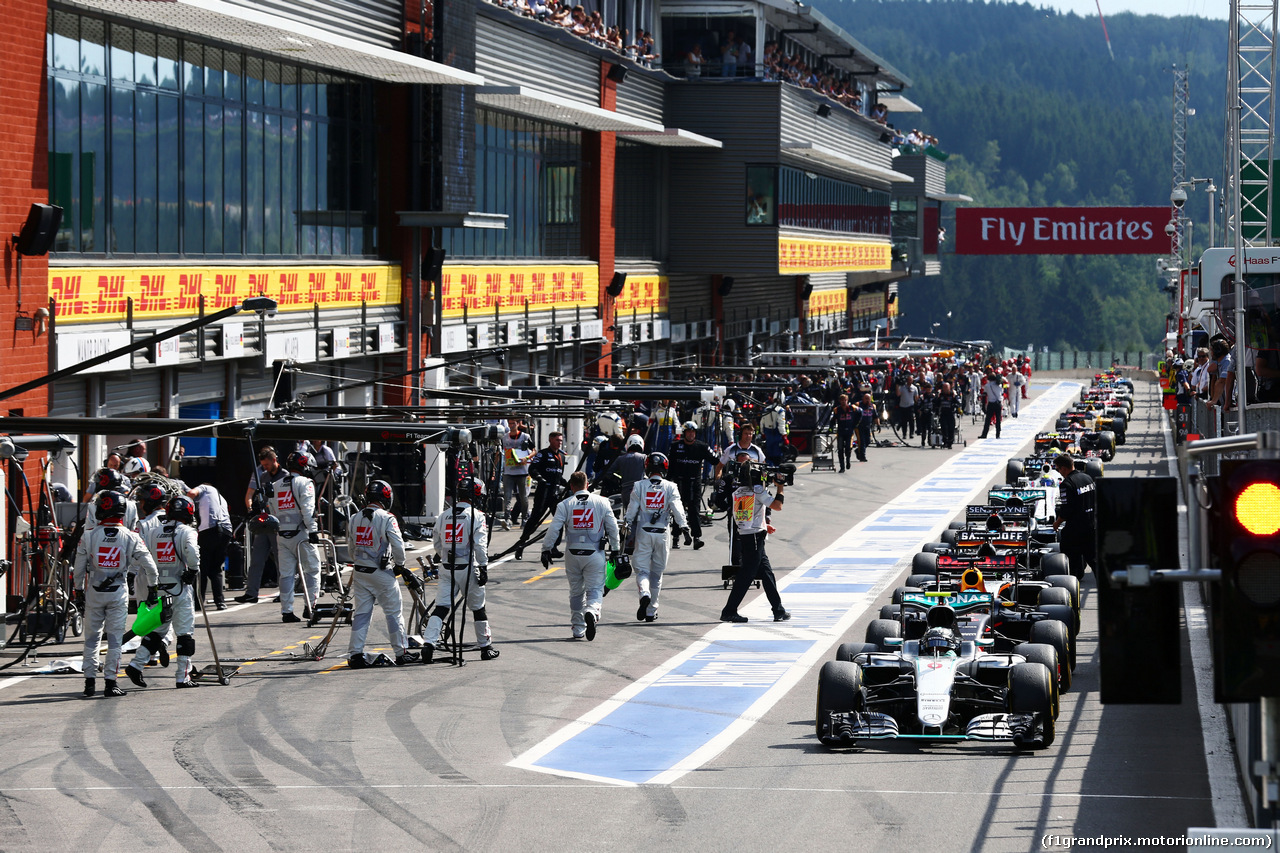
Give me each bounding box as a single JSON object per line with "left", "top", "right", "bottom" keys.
{"left": 813, "top": 0, "right": 1225, "bottom": 350}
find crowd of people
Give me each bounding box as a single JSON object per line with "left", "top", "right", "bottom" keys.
{"left": 491, "top": 0, "right": 661, "bottom": 66}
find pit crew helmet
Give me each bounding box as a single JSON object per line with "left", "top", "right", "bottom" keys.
{"left": 166, "top": 495, "right": 196, "bottom": 523}
{"left": 920, "top": 626, "right": 960, "bottom": 656}
{"left": 285, "top": 450, "right": 314, "bottom": 474}
{"left": 682, "top": 421, "right": 698, "bottom": 434}
{"left": 645, "top": 452, "right": 669, "bottom": 478}
{"left": 625, "top": 435, "right": 645, "bottom": 452}
{"left": 94, "top": 490, "right": 128, "bottom": 521}
{"left": 122, "top": 456, "right": 148, "bottom": 478}
{"left": 93, "top": 467, "right": 125, "bottom": 495}
{"left": 135, "top": 482, "right": 168, "bottom": 514}
{"left": 365, "top": 479, "right": 394, "bottom": 508}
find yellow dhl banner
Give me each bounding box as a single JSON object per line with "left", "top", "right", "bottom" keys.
{"left": 440, "top": 265, "right": 598, "bottom": 319}
{"left": 49, "top": 264, "right": 402, "bottom": 324}
{"left": 778, "top": 236, "right": 892, "bottom": 274}
{"left": 614, "top": 274, "right": 668, "bottom": 314}
{"left": 807, "top": 287, "right": 847, "bottom": 314}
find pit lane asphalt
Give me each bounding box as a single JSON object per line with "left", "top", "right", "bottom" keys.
{"left": 0, "top": 378, "right": 1214, "bottom": 853}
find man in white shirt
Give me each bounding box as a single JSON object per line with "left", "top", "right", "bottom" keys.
{"left": 978, "top": 372, "right": 1004, "bottom": 439}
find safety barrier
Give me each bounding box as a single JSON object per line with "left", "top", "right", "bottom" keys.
{"left": 1026, "top": 351, "right": 1160, "bottom": 371}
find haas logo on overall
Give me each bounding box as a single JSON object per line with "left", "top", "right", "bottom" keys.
{"left": 276, "top": 487, "right": 296, "bottom": 511}
{"left": 572, "top": 507, "right": 595, "bottom": 529}
{"left": 156, "top": 540, "right": 177, "bottom": 564}
{"left": 354, "top": 525, "right": 374, "bottom": 547}
{"left": 444, "top": 521, "right": 465, "bottom": 544}
{"left": 645, "top": 491, "right": 665, "bottom": 510}
{"left": 97, "top": 546, "right": 122, "bottom": 569}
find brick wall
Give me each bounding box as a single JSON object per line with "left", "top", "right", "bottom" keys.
{"left": 0, "top": 0, "right": 52, "bottom": 585}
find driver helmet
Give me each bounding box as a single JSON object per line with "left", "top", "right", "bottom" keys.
{"left": 364, "top": 479, "right": 393, "bottom": 508}
{"left": 920, "top": 626, "right": 960, "bottom": 656}
{"left": 645, "top": 452, "right": 669, "bottom": 478}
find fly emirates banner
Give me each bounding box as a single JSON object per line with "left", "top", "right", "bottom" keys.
{"left": 954, "top": 207, "right": 1171, "bottom": 255}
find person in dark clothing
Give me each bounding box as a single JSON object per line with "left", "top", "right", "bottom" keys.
{"left": 855, "top": 392, "right": 877, "bottom": 462}
{"left": 668, "top": 422, "right": 719, "bottom": 549}
{"left": 594, "top": 434, "right": 623, "bottom": 478}
{"left": 916, "top": 382, "right": 936, "bottom": 447}
{"left": 598, "top": 435, "right": 648, "bottom": 510}
{"left": 1053, "top": 454, "right": 1097, "bottom": 579}
{"left": 515, "top": 432, "right": 567, "bottom": 561}
{"left": 833, "top": 393, "right": 857, "bottom": 472}
{"left": 936, "top": 382, "right": 960, "bottom": 449}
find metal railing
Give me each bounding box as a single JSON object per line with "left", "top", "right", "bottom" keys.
{"left": 1026, "top": 351, "right": 1160, "bottom": 371}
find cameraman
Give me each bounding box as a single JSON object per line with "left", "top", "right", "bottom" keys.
{"left": 719, "top": 459, "right": 790, "bottom": 624}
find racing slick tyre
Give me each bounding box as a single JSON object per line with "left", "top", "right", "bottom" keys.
{"left": 1037, "top": 604, "right": 1079, "bottom": 668}
{"left": 816, "top": 660, "right": 864, "bottom": 741}
{"left": 1017, "top": 642, "right": 1063, "bottom": 715}
{"left": 1046, "top": 574, "right": 1081, "bottom": 615}
{"left": 1007, "top": 662, "right": 1056, "bottom": 749}
{"left": 1031, "top": 618, "right": 1075, "bottom": 683}
{"left": 865, "top": 619, "right": 902, "bottom": 651}
{"left": 911, "top": 553, "right": 939, "bottom": 576}
{"left": 948, "top": 521, "right": 968, "bottom": 531}
{"left": 921, "top": 542, "right": 946, "bottom": 554}
{"left": 1037, "top": 587, "right": 1072, "bottom": 609}
{"left": 1084, "top": 458, "right": 1105, "bottom": 480}
{"left": 1041, "top": 553, "right": 1071, "bottom": 578}
{"left": 1055, "top": 418, "right": 1069, "bottom": 431}
{"left": 907, "top": 571, "right": 938, "bottom": 589}
{"left": 1006, "top": 460, "right": 1026, "bottom": 486}
{"left": 836, "top": 642, "right": 879, "bottom": 662}
{"left": 940, "top": 529, "right": 957, "bottom": 546}
{"left": 879, "top": 604, "right": 899, "bottom": 621}
{"left": 1098, "top": 432, "right": 1117, "bottom": 461}
{"left": 891, "top": 586, "right": 923, "bottom": 604}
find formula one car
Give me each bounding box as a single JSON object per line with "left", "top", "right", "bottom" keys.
{"left": 817, "top": 592, "right": 1059, "bottom": 749}
{"left": 1034, "top": 431, "right": 1109, "bottom": 472}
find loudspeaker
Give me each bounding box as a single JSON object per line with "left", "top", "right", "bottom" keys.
{"left": 887, "top": 292, "right": 898, "bottom": 305}
{"left": 14, "top": 203, "right": 62, "bottom": 256}
{"left": 424, "top": 247, "right": 447, "bottom": 284}
{"left": 800, "top": 278, "right": 813, "bottom": 299}
{"left": 607, "top": 64, "right": 627, "bottom": 83}
{"left": 606, "top": 271, "right": 627, "bottom": 297}
{"left": 717, "top": 276, "right": 735, "bottom": 297}
{"left": 816, "top": 103, "right": 831, "bottom": 118}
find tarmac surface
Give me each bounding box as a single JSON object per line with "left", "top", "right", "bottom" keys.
{"left": 0, "top": 377, "right": 1218, "bottom": 853}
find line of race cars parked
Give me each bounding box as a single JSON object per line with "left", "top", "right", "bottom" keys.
{"left": 815, "top": 371, "right": 1136, "bottom": 751}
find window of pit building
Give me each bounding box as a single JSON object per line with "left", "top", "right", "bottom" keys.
{"left": 440, "top": 109, "right": 584, "bottom": 259}
{"left": 747, "top": 166, "right": 777, "bottom": 226}
{"left": 778, "top": 168, "right": 890, "bottom": 234}
{"left": 47, "top": 10, "right": 378, "bottom": 258}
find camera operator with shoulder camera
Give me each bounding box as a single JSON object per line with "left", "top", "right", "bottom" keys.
{"left": 719, "top": 458, "right": 790, "bottom": 624}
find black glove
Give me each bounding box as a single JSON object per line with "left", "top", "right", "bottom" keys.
{"left": 477, "top": 566, "right": 488, "bottom": 587}
{"left": 607, "top": 550, "right": 620, "bottom": 564}
{"left": 393, "top": 564, "right": 407, "bottom": 577}
{"left": 308, "top": 531, "right": 320, "bottom": 544}
{"left": 180, "top": 568, "right": 198, "bottom": 587}
{"left": 541, "top": 550, "right": 553, "bottom": 569}
{"left": 145, "top": 587, "right": 159, "bottom": 607}
{"left": 127, "top": 571, "right": 137, "bottom": 590}
{"left": 682, "top": 527, "right": 693, "bottom": 546}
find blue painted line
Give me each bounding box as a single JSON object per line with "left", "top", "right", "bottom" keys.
{"left": 784, "top": 583, "right": 878, "bottom": 594}
{"left": 528, "top": 641, "right": 809, "bottom": 784}
{"left": 511, "top": 382, "right": 1084, "bottom": 786}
